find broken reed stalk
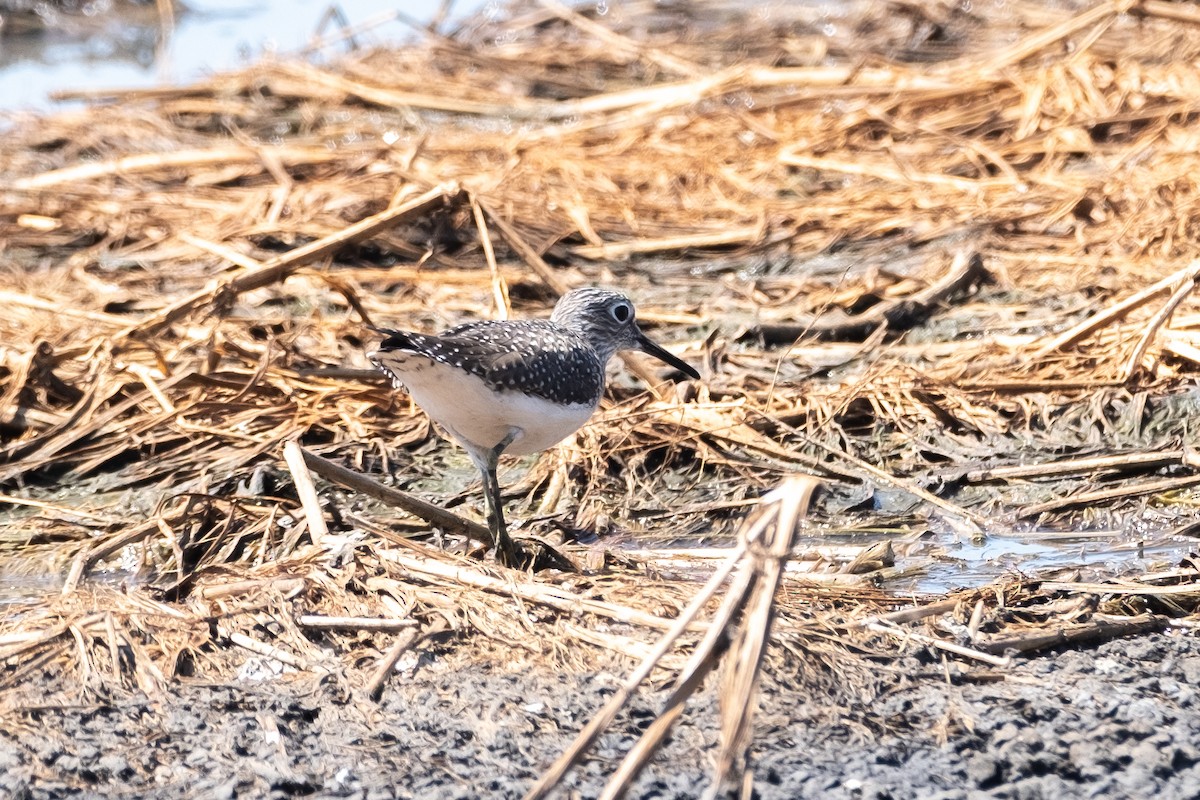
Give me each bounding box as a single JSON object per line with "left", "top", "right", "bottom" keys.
{"left": 527, "top": 475, "right": 819, "bottom": 800}
{"left": 475, "top": 199, "right": 571, "bottom": 296}
{"left": 765, "top": 413, "right": 986, "bottom": 536}
{"left": 978, "top": 614, "right": 1167, "bottom": 655}
{"left": 1018, "top": 473, "right": 1200, "bottom": 517}
{"left": 523, "top": 540, "right": 751, "bottom": 800}
{"left": 299, "top": 448, "right": 492, "bottom": 545}
{"left": 863, "top": 619, "right": 1011, "bottom": 668}
{"left": 707, "top": 477, "right": 816, "bottom": 797}
{"left": 115, "top": 181, "right": 461, "bottom": 340}
{"left": 966, "top": 450, "right": 1185, "bottom": 481}
{"left": 1120, "top": 260, "right": 1200, "bottom": 379}
{"left": 296, "top": 615, "right": 418, "bottom": 631}
{"left": 1031, "top": 259, "right": 1200, "bottom": 357}
{"left": 367, "top": 618, "right": 449, "bottom": 700}
{"left": 221, "top": 626, "right": 312, "bottom": 671}
{"left": 599, "top": 476, "right": 819, "bottom": 800}
{"left": 378, "top": 545, "right": 699, "bottom": 632}
{"left": 283, "top": 440, "right": 328, "bottom": 549}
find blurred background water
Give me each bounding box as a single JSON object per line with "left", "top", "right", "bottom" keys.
{"left": 0, "top": 0, "right": 486, "bottom": 112}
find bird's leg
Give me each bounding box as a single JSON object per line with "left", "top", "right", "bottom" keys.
{"left": 480, "top": 431, "right": 520, "bottom": 567}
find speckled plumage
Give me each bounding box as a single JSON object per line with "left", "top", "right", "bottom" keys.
{"left": 367, "top": 287, "right": 699, "bottom": 565}
{"left": 373, "top": 320, "right": 604, "bottom": 406}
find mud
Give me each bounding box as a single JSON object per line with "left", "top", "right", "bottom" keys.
{"left": 2, "top": 629, "right": 1198, "bottom": 799}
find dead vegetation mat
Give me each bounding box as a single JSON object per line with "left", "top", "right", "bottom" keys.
{"left": 4, "top": 0, "right": 1200, "bottom": 794}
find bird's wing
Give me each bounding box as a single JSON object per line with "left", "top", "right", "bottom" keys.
{"left": 371, "top": 322, "right": 603, "bottom": 405}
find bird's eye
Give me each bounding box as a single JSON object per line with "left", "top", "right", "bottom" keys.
{"left": 610, "top": 302, "right": 632, "bottom": 323}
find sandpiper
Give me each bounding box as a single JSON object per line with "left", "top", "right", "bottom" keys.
{"left": 369, "top": 288, "right": 699, "bottom": 566}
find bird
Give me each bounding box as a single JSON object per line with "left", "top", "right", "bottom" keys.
{"left": 368, "top": 287, "right": 700, "bottom": 566}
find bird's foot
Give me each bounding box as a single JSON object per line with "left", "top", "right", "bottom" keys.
{"left": 512, "top": 535, "right": 577, "bottom": 572}
{"left": 483, "top": 531, "right": 575, "bottom": 572}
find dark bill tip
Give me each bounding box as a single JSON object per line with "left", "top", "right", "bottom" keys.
{"left": 636, "top": 331, "right": 700, "bottom": 380}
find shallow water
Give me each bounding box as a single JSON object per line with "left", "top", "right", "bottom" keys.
{"left": 912, "top": 530, "right": 1194, "bottom": 594}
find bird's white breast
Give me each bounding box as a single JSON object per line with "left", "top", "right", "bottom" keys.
{"left": 370, "top": 350, "right": 597, "bottom": 456}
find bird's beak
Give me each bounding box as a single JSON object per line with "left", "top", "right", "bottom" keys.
{"left": 635, "top": 330, "right": 700, "bottom": 380}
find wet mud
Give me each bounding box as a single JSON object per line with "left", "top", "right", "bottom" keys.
{"left": 3, "top": 629, "right": 1198, "bottom": 799}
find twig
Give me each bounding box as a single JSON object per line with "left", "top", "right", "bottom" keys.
{"left": 114, "top": 182, "right": 461, "bottom": 339}
{"left": 283, "top": 440, "right": 328, "bottom": 549}
{"left": 297, "top": 615, "right": 418, "bottom": 632}
{"left": 1120, "top": 264, "right": 1200, "bottom": 380}
{"left": 1031, "top": 259, "right": 1200, "bottom": 357}
{"left": 865, "top": 619, "right": 1011, "bottom": 668}
{"left": 299, "top": 448, "right": 491, "bottom": 545}
{"left": 367, "top": 618, "right": 449, "bottom": 700}
{"left": 1018, "top": 473, "right": 1200, "bottom": 517}
{"left": 966, "top": 450, "right": 1183, "bottom": 482}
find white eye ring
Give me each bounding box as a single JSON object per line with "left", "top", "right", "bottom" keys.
{"left": 610, "top": 302, "right": 632, "bottom": 323}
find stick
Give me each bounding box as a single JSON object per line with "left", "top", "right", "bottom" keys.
{"left": 966, "top": 451, "right": 1183, "bottom": 482}
{"left": 367, "top": 618, "right": 449, "bottom": 700}
{"left": 1120, "top": 265, "right": 1200, "bottom": 379}
{"left": 296, "top": 615, "right": 418, "bottom": 632}
{"left": 1031, "top": 259, "right": 1200, "bottom": 356}
{"left": 865, "top": 620, "right": 1011, "bottom": 668}
{"left": 1018, "top": 473, "right": 1200, "bottom": 517}
{"left": 299, "top": 448, "right": 491, "bottom": 545}
{"left": 114, "top": 182, "right": 460, "bottom": 339}
{"left": 283, "top": 440, "right": 328, "bottom": 549}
